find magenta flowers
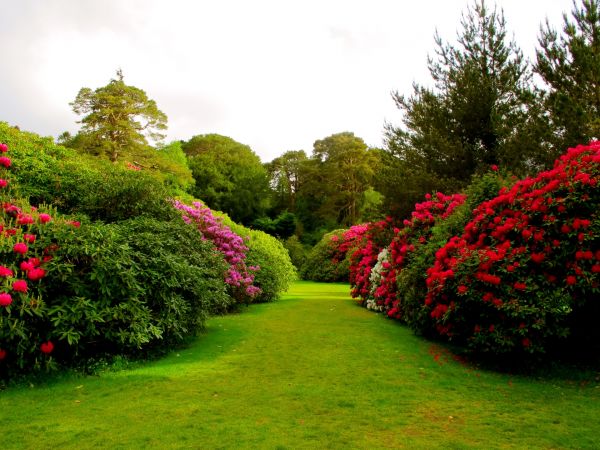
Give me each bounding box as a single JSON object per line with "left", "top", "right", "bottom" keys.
{"left": 173, "top": 200, "right": 261, "bottom": 301}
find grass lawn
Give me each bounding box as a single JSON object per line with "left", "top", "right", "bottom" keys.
{"left": 1, "top": 280, "right": 599, "bottom": 449}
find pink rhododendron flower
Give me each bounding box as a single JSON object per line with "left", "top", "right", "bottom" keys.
{"left": 0, "top": 156, "right": 11, "bottom": 168}
{"left": 12, "top": 280, "right": 27, "bottom": 293}
{"left": 0, "top": 143, "right": 8, "bottom": 153}
{"left": 0, "top": 292, "right": 12, "bottom": 306}
{"left": 27, "top": 267, "right": 46, "bottom": 281}
{"left": 0, "top": 179, "right": 7, "bottom": 188}
{"left": 0, "top": 266, "right": 13, "bottom": 277}
{"left": 38, "top": 213, "right": 52, "bottom": 223}
{"left": 173, "top": 200, "right": 261, "bottom": 299}
{"left": 13, "top": 242, "right": 28, "bottom": 254}
{"left": 20, "top": 261, "right": 34, "bottom": 271}
{"left": 17, "top": 214, "right": 34, "bottom": 225}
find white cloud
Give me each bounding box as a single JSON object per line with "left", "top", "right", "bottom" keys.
{"left": 0, "top": 0, "right": 574, "bottom": 161}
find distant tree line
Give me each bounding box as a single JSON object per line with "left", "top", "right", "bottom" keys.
{"left": 59, "top": 0, "right": 600, "bottom": 246}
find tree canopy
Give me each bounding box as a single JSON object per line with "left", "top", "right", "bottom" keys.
{"left": 382, "top": 0, "right": 546, "bottom": 216}
{"left": 182, "top": 134, "right": 270, "bottom": 225}
{"left": 69, "top": 70, "right": 168, "bottom": 162}
{"left": 536, "top": 0, "right": 600, "bottom": 153}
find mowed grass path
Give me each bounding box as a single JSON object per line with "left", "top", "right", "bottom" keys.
{"left": 1, "top": 281, "right": 599, "bottom": 449}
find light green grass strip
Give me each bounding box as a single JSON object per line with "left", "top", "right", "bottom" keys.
{"left": 1, "top": 281, "right": 599, "bottom": 449}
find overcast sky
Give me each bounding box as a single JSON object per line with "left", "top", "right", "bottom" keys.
{"left": 1, "top": 0, "right": 575, "bottom": 162}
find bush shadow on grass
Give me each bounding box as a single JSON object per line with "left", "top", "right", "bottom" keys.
{"left": 360, "top": 303, "right": 600, "bottom": 384}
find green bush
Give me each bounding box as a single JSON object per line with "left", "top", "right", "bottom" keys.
{"left": 0, "top": 122, "right": 176, "bottom": 222}
{"left": 43, "top": 216, "right": 231, "bottom": 348}
{"left": 283, "top": 235, "right": 309, "bottom": 269}
{"left": 214, "top": 211, "right": 296, "bottom": 302}
{"left": 245, "top": 229, "right": 296, "bottom": 302}
{"left": 300, "top": 229, "right": 349, "bottom": 282}
{"left": 0, "top": 212, "right": 231, "bottom": 379}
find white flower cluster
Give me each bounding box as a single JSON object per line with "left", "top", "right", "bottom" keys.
{"left": 365, "top": 247, "right": 390, "bottom": 312}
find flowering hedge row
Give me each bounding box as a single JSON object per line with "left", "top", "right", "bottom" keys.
{"left": 0, "top": 124, "right": 296, "bottom": 380}
{"left": 349, "top": 143, "right": 599, "bottom": 357}
{"left": 0, "top": 142, "right": 66, "bottom": 373}
{"left": 174, "top": 200, "right": 260, "bottom": 304}
{"left": 362, "top": 193, "right": 466, "bottom": 321}
{"left": 423, "top": 143, "right": 599, "bottom": 354}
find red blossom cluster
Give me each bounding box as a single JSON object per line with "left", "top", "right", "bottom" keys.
{"left": 424, "top": 142, "right": 600, "bottom": 353}
{"left": 348, "top": 219, "right": 393, "bottom": 301}
{"left": 372, "top": 193, "right": 467, "bottom": 320}
{"left": 0, "top": 142, "right": 63, "bottom": 363}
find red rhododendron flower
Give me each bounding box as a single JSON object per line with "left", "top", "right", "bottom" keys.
{"left": 0, "top": 292, "right": 12, "bottom": 306}
{"left": 531, "top": 253, "right": 545, "bottom": 264}
{"left": 17, "top": 214, "right": 34, "bottom": 225}
{"left": 40, "top": 341, "right": 54, "bottom": 354}
{"left": 514, "top": 282, "right": 527, "bottom": 291}
{"left": 490, "top": 164, "right": 499, "bottom": 171}
{"left": 23, "top": 233, "right": 36, "bottom": 243}
{"left": 522, "top": 338, "right": 531, "bottom": 348}
{"left": 566, "top": 275, "right": 577, "bottom": 286}
{"left": 28, "top": 257, "right": 41, "bottom": 267}
{"left": 457, "top": 285, "right": 468, "bottom": 294}
{"left": 27, "top": 267, "right": 46, "bottom": 281}
{"left": 38, "top": 213, "right": 52, "bottom": 223}
{"left": 20, "top": 261, "right": 33, "bottom": 271}
{"left": 12, "top": 280, "right": 27, "bottom": 293}
{"left": 0, "top": 348, "right": 6, "bottom": 360}
{"left": 13, "top": 242, "right": 28, "bottom": 254}
{"left": 0, "top": 179, "right": 7, "bottom": 188}
{"left": 0, "top": 143, "right": 8, "bottom": 152}
{"left": 0, "top": 266, "right": 13, "bottom": 277}
{"left": 0, "top": 156, "right": 11, "bottom": 168}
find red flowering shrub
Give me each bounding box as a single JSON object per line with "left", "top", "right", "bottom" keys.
{"left": 423, "top": 143, "right": 600, "bottom": 355}
{"left": 349, "top": 219, "right": 395, "bottom": 302}
{"left": 371, "top": 193, "right": 467, "bottom": 320}
{"left": 0, "top": 142, "right": 59, "bottom": 374}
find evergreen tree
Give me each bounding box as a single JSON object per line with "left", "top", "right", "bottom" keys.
{"left": 70, "top": 70, "right": 168, "bottom": 162}
{"left": 385, "top": 0, "right": 542, "bottom": 210}
{"left": 535, "top": 0, "right": 600, "bottom": 153}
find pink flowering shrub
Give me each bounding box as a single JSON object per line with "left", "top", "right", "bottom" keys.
{"left": 423, "top": 143, "right": 600, "bottom": 355}
{"left": 173, "top": 200, "right": 261, "bottom": 304}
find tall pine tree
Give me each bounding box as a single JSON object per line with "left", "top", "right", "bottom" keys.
{"left": 535, "top": 0, "right": 600, "bottom": 153}
{"left": 383, "top": 0, "right": 543, "bottom": 217}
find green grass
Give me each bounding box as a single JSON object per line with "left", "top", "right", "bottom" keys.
{"left": 1, "top": 281, "right": 599, "bottom": 449}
